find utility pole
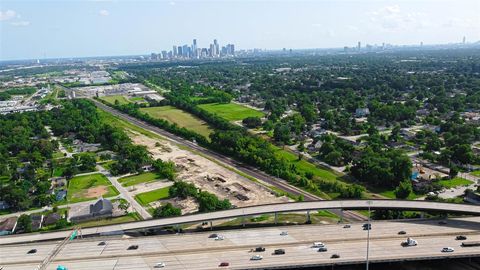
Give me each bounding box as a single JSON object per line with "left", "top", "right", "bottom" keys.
{"left": 366, "top": 200, "right": 372, "bottom": 270}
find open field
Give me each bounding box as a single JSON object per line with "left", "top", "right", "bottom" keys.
{"left": 118, "top": 172, "right": 162, "bottom": 187}
{"left": 140, "top": 106, "right": 213, "bottom": 137}
{"left": 198, "top": 102, "right": 264, "bottom": 121}
{"left": 437, "top": 177, "right": 473, "bottom": 188}
{"left": 67, "top": 173, "right": 119, "bottom": 203}
{"left": 99, "top": 95, "right": 131, "bottom": 105}
{"left": 134, "top": 186, "right": 170, "bottom": 206}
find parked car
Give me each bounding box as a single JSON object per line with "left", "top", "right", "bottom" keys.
{"left": 127, "top": 245, "right": 139, "bottom": 250}
{"left": 318, "top": 247, "right": 328, "bottom": 252}
{"left": 219, "top": 262, "right": 229, "bottom": 267}
{"left": 254, "top": 246, "right": 266, "bottom": 252}
{"left": 456, "top": 235, "right": 467, "bottom": 240}
{"left": 398, "top": 231, "right": 406, "bottom": 235}
{"left": 27, "top": 249, "right": 37, "bottom": 254}
{"left": 441, "top": 247, "right": 454, "bottom": 253}
{"left": 274, "top": 249, "right": 285, "bottom": 255}
{"left": 154, "top": 262, "right": 166, "bottom": 268}
{"left": 331, "top": 254, "right": 340, "bottom": 259}
{"left": 98, "top": 241, "right": 106, "bottom": 246}
{"left": 343, "top": 224, "right": 351, "bottom": 228}
{"left": 250, "top": 255, "right": 263, "bottom": 260}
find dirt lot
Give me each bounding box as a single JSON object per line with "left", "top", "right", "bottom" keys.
{"left": 128, "top": 130, "right": 289, "bottom": 212}
{"left": 84, "top": 186, "right": 109, "bottom": 198}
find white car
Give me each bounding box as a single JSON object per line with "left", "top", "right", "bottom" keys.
{"left": 313, "top": 242, "right": 325, "bottom": 248}
{"left": 154, "top": 262, "right": 166, "bottom": 268}
{"left": 280, "top": 231, "right": 288, "bottom": 236}
{"left": 251, "top": 255, "right": 263, "bottom": 260}
{"left": 215, "top": 235, "right": 225, "bottom": 241}
{"left": 442, "top": 247, "right": 454, "bottom": 252}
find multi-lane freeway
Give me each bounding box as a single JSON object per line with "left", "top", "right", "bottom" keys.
{"left": 92, "top": 100, "right": 366, "bottom": 221}
{"left": 2, "top": 217, "right": 480, "bottom": 270}
{"left": 2, "top": 199, "right": 480, "bottom": 246}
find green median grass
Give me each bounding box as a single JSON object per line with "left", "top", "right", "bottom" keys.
{"left": 140, "top": 106, "right": 213, "bottom": 137}
{"left": 118, "top": 172, "right": 163, "bottom": 187}
{"left": 437, "top": 177, "right": 473, "bottom": 189}
{"left": 100, "top": 95, "right": 132, "bottom": 105}
{"left": 134, "top": 186, "right": 170, "bottom": 206}
{"left": 198, "top": 102, "right": 264, "bottom": 121}
{"left": 67, "top": 173, "right": 119, "bottom": 203}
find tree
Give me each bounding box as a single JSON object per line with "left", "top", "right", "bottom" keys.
{"left": 153, "top": 203, "right": 182, "bottom": 218}
{"left": 169, "top": 181, "right": 197, "bottom": 199}
{"left": 394, "top": 180, "right": 413, "bottom": 199}
{"left": 273, "top": 124, "right": 291, "bottom": 144}
{"left": 17, "top": 214, "right": 32, "bottom": 233}
{"left": 449, "top": 166, "right": 459, "bottom": 179}
{"left": 242, "top": 116, "right": 262, "bottom": 128}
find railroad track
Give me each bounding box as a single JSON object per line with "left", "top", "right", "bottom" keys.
{"left": 92, "top": 100, "right": 366, "bottom": 221}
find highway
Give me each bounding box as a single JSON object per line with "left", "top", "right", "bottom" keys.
{"left": 91, "top": 99, "right": 366, "bottom": 221}
{"left": 2, "top": 199, "right": 480, "bottom": 245}
{"left": 2, "top": 217, "right": 480, "bottom": 269}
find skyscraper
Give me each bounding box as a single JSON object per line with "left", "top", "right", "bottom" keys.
{"left": 192, "top": 39, "right": 198, "bottom": 58}
{"left": 357, "top": 41, "right": 361, "bottom": 51}
{"left": 463, "top": 36, "right": 466, "bottom": 44}
{"left": 173, "top": 45, "right": 177, "bottom": 57}
{"left": 214, "top": 39, "right": 220, "bottom": 57}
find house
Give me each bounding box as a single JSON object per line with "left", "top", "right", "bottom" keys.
{"left": 43, "top": 212, "right": 61, "bottom": 226}
{"left": 355, "top": 108, "right": 370, "bottom": 118}
{"left": 0, "top": 200, "right": 10, "bottom": 210}
{"left": 0, "top": 217, "right": 17, "bottom": 236}
{"left": 50, "top": 177, "right": 67, "bottom": 188}
{"left": 56, "top": 189, "right": 67, "bottom": 201}
{"left": 70, "top": 198, "right": 113, "bottom": 222}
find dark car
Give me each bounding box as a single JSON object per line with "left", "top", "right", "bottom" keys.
{"left": 219, "top": 262, "right": 229, "bottom": 267}
{"left": 98, "top": 241, "right": 106, "bottom": 246}
{"left": 254, "top": 246, "right": 266, "bottom": 252}
{"left": 343, "top": 224, "right": 351, "bottom": 228}
{"left": 209, "top": 233, "right": 218, "bottom": 238}
{"left": 274, "top": 249, "right": 285, "bottom": 255}
{"left": 362, "top": 223, "right": 371, "bottom": 230}
{"left": 127, "top": 245, "right": 139, "bottom": 250}
{"left": 438, "top": 221, "right": 447, "bottom": 225}
{"left": 456, "top": 235, "right": 467, "bottom": 240}
{"left": 27, "top": 249, "right": 37, "bottom": 254}
{"left": 318, "top": 247, "right": 328, "bottom": 252}
{"left": 331, "top": 254, "right": 340, "bottom": 259}
{"left": 398, "top": 231, "right": 406, "bottom": 235}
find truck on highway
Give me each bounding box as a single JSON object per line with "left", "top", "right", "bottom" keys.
{"left": 401, "top": 237, "right": 418, "bottom": 247}
{"left": 461, "top": 241, "right": 480, "bottom": 247}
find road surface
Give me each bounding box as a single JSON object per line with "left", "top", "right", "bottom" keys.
{"left": 2, "top": 217, "right": 480, "bottom": 269}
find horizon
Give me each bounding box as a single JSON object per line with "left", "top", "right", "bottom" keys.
{"left": 1, "top": 0, "right": 479, "bottom": 61}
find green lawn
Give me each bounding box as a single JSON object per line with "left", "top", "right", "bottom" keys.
{"left": 0, "top": 175, "right": 9, "bottom": 185}
{"left": 379, "top": 189, "right": 419, "bottom": 200}
{"left": 437, "top": 177, "right": 473, "bottom": 188}
{"left": 100, "top": 95, "right": 132, "bottom": 105}
{"left": 134, "top": 186, "right": 170, "bottom": 206}
{"left": 118, "top": 172, "right": 164, "bottom": 187}
{"left": 67, "top": 173, "right": 119, "bottom": 203}
{"left": 471, "top": 171, "right": 480, "bottom": 177}
{"left": 140, "top": 106, "right": 213, "bottom": 137}
{"left": 198, "top": 103, "right": 264, "bottom": 121}
{"left": 129, "top": 96, "right": 145, "bottom": 102}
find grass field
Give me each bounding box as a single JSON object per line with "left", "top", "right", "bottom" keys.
{"left": 140, "top": 106, "right": 213, "bottom": 137}
{"left": 134, "top": 186, "right": 170, "bottom": 206}
{"left": 118, "top": 172, "right": 163, "bottom": 187}
{"left": 198, "top": 103, "right": 264, "bottom": 121}
{"left": 437, "top": 177, "right": 473, "bottom": 188}
{"left": 67, "top": 173, "right": 119, "bottom": 203}
{"left": 99, "top": 95, "right": 132, "bottom": 105}
{"left": 472, "top": 171, "right": 480, "bottom": 177}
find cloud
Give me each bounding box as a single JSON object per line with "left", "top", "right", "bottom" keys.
{"left": 99, "top": 9, "right": 110, "bottom": 16}
{"left": 10, "top": 20, "right": 30, "bottom": 27}
{"left": 368, "top": 5, "right": 428, "bottom": 32}
{"left": 0, "top": 9, "right": 16, "bottom": 21}
{"left": 169, "top": 1, "right": 176, "bottom": 6}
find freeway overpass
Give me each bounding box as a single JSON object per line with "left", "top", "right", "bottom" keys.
{"left": 2, "top": 200, "right": 480, "bottom": 245}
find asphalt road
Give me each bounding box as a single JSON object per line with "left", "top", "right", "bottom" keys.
{"left": 2, "top": 217, "right": 480, "bottom": 270}
{"left": 92, "top": 100, "right": 366, "bottom": 221}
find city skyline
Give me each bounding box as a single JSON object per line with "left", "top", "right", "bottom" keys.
{"left": 1, "top": 0, "right": 479, "bottom": 60}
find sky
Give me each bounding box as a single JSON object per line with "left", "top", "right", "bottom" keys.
{"left": 0, "top": 0, "right": 479, "bottom": 60}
